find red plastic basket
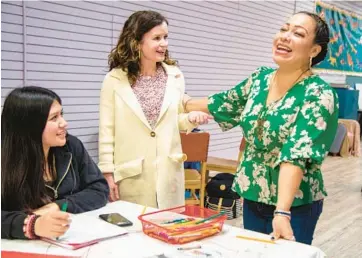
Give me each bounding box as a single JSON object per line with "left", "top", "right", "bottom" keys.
{"left": 138, "top": 205, "right": 227, "bottom": 244}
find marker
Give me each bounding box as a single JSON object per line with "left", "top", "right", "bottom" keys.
{"left": 61, "top": 201, "right": 68, "bottom": 212}
{"left": 195, "top": 212, "right": 225, "bottom": 225}
{"left": 163, "top": 218, "right": 191, "bottom": 224}
{"left": 56, "top": 201, "right": 68, "bottom": 240}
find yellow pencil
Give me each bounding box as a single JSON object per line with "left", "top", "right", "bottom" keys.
{"left": 236, "top": 235, "right": 275, "bottom": 244}
{"left": 141, "top": 206, "right": 147, "bottom": 215}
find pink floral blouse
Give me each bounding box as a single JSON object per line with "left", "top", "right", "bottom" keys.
{"left": 132, "top": 65, "right": 167, "bottom": 129}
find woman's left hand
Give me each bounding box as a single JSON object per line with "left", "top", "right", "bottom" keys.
{"left": 188, "top": 111, "right": 213, "bottom": 125}
{"left": 271, "top": 215, "right": 295, "bottom": 241}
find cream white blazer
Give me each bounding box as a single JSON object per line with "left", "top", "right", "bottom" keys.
{"left": 98, "top": 63, "right": 195, "bottom": 209}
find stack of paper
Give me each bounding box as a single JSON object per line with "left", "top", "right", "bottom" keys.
{"left": 42, "top": 213, "right": 128, "bottom": 250}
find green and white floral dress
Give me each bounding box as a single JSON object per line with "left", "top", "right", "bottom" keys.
{"left": 208, "top": 67, "right": 339, "bottom": 207}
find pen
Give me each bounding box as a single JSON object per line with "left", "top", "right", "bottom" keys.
{"left": 236, "top": 235, "right": 276, "bottom": 244}
{"left": 177, "top": 245, "right": 202, "bottom": 250}
{"left": 191, "top": 250, "right": 212, "bottom": 257}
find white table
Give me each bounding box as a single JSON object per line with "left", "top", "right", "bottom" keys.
{"left": 1, "top": 201, "right": 326, "bottom": 258}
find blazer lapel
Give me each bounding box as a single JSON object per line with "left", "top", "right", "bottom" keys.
{"left": 156, "top": 63, "right": 181, "bottom": 126}
{"left": 110, "top": 70, "right": 151, "bottom": 130}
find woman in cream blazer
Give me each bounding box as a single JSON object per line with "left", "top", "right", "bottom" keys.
{"left": 98, "top": 11, "right": 210, "bottom": 209}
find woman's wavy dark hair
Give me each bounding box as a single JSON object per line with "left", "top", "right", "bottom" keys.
{"left": 1, "top": 86, "right": 61, "bottom": 211}
{"left": 296, "top": 11, "right": 330, "bottom": 67}
{"left": 108, "top": 10, "right": 177, "bottom": 85}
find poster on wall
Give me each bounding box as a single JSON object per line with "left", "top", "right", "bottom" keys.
{"left": 315, "top": 1, "right": 362, "bottom": 76}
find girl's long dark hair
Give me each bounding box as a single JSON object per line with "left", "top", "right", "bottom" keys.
{"left": 1, "top": 86, "right": 62, "bottom": 211}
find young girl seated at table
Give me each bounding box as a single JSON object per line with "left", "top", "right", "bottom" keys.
{"left": 1, "top": 86, "right": 109, "bottom": 240}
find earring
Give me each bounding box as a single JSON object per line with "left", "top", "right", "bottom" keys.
{"left": 138, "top": 49, "right": 141, "bottom": 60}
{"left": 309, "top": 57, "right": 313, "bottom": 68}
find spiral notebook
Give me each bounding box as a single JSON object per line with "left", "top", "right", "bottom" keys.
{"left": 42, "top": 213, "right": 128, "bottom": 250}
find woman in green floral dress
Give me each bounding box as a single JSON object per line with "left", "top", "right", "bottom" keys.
{"left": 184, "top": 12, "right": 338, "bottom": 245}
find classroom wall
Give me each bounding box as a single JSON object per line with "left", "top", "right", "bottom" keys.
{"left": 2, "top": 1, "right": 361, "bottom": 161}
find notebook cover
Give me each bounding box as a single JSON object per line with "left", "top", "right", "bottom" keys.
{"left": 41, "top": 238, "right": 99, "bottom": 250}
{"left": 41, "top": 232, "right": 127, "bottom": 250}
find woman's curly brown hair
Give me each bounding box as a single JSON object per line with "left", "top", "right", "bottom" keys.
{"left": 108, "top": 10, "right": 177, "bottom": 85}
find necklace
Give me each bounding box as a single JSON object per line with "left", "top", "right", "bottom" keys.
{"left": 256, "top": 68, "right": 311, "bottom": 141}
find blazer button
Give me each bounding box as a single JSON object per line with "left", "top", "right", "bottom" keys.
{"left": 150, "top": 131, "right": 156, "bottom": 137}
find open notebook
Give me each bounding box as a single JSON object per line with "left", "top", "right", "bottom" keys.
{"left": 42, "top": 213, "right": 128, "bottom": 250}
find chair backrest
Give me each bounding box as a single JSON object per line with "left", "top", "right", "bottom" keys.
{"left": 330, "top": 123, "right": 347, "bottom": 154}
{"left": 239, "top": 137, "right": 246, "bottom": 152}
{"left": 180, "top": 132, "right": 210, "bottom": 162}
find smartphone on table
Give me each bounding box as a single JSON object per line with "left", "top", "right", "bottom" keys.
{"left": 99, "top": 213, "right": 133, "bottom": 227}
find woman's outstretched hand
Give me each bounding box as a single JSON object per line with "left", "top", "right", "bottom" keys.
{"left": 188, "top": 111, "right": 213, "bottom": 125}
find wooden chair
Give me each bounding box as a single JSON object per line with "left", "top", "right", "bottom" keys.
{"left": 205, "top": 137, "right": 246, "bottom": 182}
{"left": 180, "top": 131, "right": 210, "bottom": 207}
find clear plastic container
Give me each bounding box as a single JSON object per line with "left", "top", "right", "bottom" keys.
{"left": 138, "top": 205, "right": 227, "bottom": 244}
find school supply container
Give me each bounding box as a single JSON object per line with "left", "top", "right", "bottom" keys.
{"left": 138, "top": 205, "right": 227, "bottom": 244}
